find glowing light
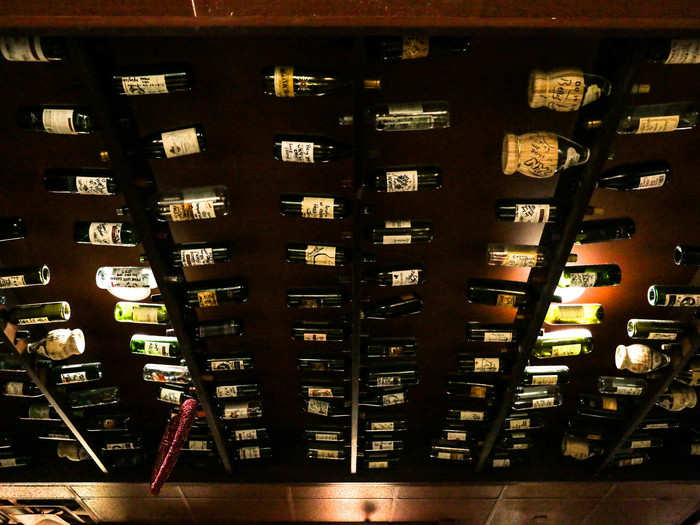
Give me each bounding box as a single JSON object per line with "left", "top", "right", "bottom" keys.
{"left": 554, "top": 286, "right": 585, "bottom": 303}
{"left": 107, "top": 286, "right": 152, "bottom": 301}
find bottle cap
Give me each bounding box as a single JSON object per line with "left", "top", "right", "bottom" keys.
{"left": 339, "top": 115, "right": 354, "bottom": 126}
{"left": 99, "top": 151, "right": 110, "bottom": 163}
{"left": 501, "top": 133, "right": 519, "bottom": 175}
{"left": 363, "top": 79, "right": 382, "bottom": 90}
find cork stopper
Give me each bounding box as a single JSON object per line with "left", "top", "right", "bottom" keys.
{"left": 501, "top": 133, "right": 519, "bottom": 175}
{"left": 528, "top": 70, "right": 549, "bottom": 109}
{"left": 99, "top": 151, "right": 110, "bottom": 163}
{"left": 363, "top": 79, "right": 382, "bottom": 90}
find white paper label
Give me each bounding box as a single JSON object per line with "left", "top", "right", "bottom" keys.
{"left": 371, "top": 440, "right": 394, "bottom": 451}
{"left": 301, "top": 197, "right": 334, "bottom": 219}
{"left": 144, "top": 341, "right": 172, "bottom": 356}
{"left": 569, "top": 272, "right": 597, "bottom": 287}
{"left": 76, "top": 176, "right": 111, "bottom": 195}
{"left": 0, "top": 275, "right": 26, "bottom": 288}
{"left": 121, "top": 74, "right": 168, "bottom": 95}
{"left": 474, "top": 358, "right": 500, "bottom": 372}
{"left": 281, "top": 141, "right": 314, "bottom": 163}
{"left": 210, "top": 359, "right": 246, "bottom": 371}
{"left": 315, "top": 433, "right": 337, "bottom": 441}
{"left": 170, "top": 200, "right": 217, "bottom": 221}
{"left": 437, "top": 452, "right": 452, "bottom": 460}
{"left": 5, "top": 382, "right": 24, "bottom": 395}
{"left": 132, "top": 305, "right": 159, "bottom": 323}
{"left": 303, "top": 333, "right": 327, "bottom": 342}
{"left": 644, "top": 423, "right": 668, "bottom": 430}
{"left": 447, "top": 431, "right": 467, "bottom": 441}
{"left": 17, "top": 316, "right": 49, "bottom": 325}
{"left": 383, "top": 235, "right": 412, "bottom": 245}
{"left": 180, "top": 248, "right": 214, "bottom": 267}
{"left": 532, "top": 397, "right": 555, "bottom": 408}
{"left": 564, "top": 439, "right": 591, "bottom": 460}
{"left": 308, "top": 388, "right": 333, "bottom": 397}
{"left": 386, "top": 170, "right": 418, "bottom": 192}
{"left": 108, "top": 267, "right": 150, "bottom": 287}
{"left": 235, "top": 429, "right": 258, "bottom": 441}
{"left": 385, "top": 220, "right": 411, "bottom": 228}
{"left": 648, "top": 332, "right": 677, "bottom": 340}
{"left": 504, "top": 252, "right": 538, "bottom": 267}
{"left": 636, "top": 174, "right": 666, "bottom": 189}
{"left": 391, "top": 269, "right": 420, "bottom": 286}
{"left": 635, "top": 115, "right": 680, "bottom": 134}
{"left": 630, "top": 440, "right": 651, "bottom": 449}
{"left": 383, "top": 392, "right": 404, "bottom": 405}
{"left": 532, "top": 374, "right": 558, "bottom": 385}
{"left": 515, "top": 204, "right": 550, "bottom": 223}
{"left": 304, "top": 245, "right": 336, "bottom": 266}
{"left": 691, "top": 443, "right": 700, "bottom": 455}
{"left": 308, "top": 399, "right": 330, "bottom": 416}
{"left": 493, "top": 458, "right": 510, "bottom": 468}
{"left": 162, "top": 128, "right": 201, "bottom": 158}
{"left": 377, "top": 376, "right": 401, "bottom": 387}
{"left": 224, "top": 404, "right": 250, "bottom": 419}
{"left": 482, "top": 331, "right": 512, "bottom": 343}
{"left": 187, "top": 440, "right": 209, "bottom": 450}
{"left": 663, "top": 294, "right": 700, "bottom": 307}
{"left": 216, "top": 385, "right": 239, "bottom": 398}
{"left": 239, "top": 446, "right": 260, "bottom": 459}
{"left": 368, "top": 461, "right": 388, "bottom": 469}
{"left": 0, "top": 36, "right": 48, "bottom": 61}
{"left": 42, "top": 109, "right": 77, "bottom": 134}
{"left": 616, "top": 385, "right": 642, "bottom": 396}
{"left": 558, "top": 305, "right": 585, "bottom": 321}
{"left": 551, "top": 343, "right": 582, "bottom": 356}
{"left": 88, "top": 222, "right": 122, "bottom": 245}
{"left": 159, "top": 388, "right": 183, "bottom": 404}
{"left": 60, "top": 371, "right": 87, "bottom": 384}
{"left": 317, "top": 449, "right": 339, "bottom": 459}
{"left": 388, "top": 103, "right": 423, "bottom": 114}
{"left": 0, "top": 458, "right": 17, "bottom": 468}
{"left": 460, "top": 410, "right": 484, "bottom": 421}
{"left": 666, "top": 39, "right": 700, "bottom": 64}
{"left": 371, "top": 422, "right": 394, "bottom": 431}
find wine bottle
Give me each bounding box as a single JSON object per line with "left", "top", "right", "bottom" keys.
{"left": 304, "top": 425, "right": 347, "bottom": 442}
{"left": 292, "top": 321, "right": 348, "bottom": 342}
{"left": 102, "top": 433, "right": 144, "bottom": 451}
{"left": 0, "top": 454, "right": 30, "bottom": 469}
{"left": 466, "top": 278, "right": 529, "bottom": 308}
{"left": 153, "top": 186, "right": 230, "bottom": 221}
{"left": 430, "top": 440, "right": 472, "bottom": 462}
{"left": 220, "top": 400, "right": 263, "bottom": 420}
{"left": 531, "top": 329, "right": 593, "bottom": 359}
{"left": 27, "top": 328, "right": 84, "bottom": 360}
{"left": 500, "top": 432, "right": 533, "bottom": 451}
{"left": 457, "top": 355, "right": 506, "bottom": 373}
{"left": 27, "top": 403, "right": 61, "bottom": 420}
{"left": 286, "top": 288, "right": 348, "bottom": 308}
{"left": 639, "top": 414, "right": 680, "bottom": 431}
{"left": 12, "top": 301, "right": 70, "bottom": 325}
{"left": 143, "top": 363, "right": 191, "bottom": 384}
{"left": 364, "top": 435, "right": 404, "bottom": 452}
{"left": 597, "top": 161, "right": 671, "bottom": 191}
{"left": 623, "top": 433, "right": 664, "bottom": 449}
{"left": 3, "top": 381, "right": 42, "bottom": 398}
{"left": 627, "top": 319, "right": 686, "bottom": 341}
{"left": 0, "top": 354, "right": 25, "bottom": 372}
{"left": 646, "top": 39, "right": 700, "bottom": 63}
{"left": 231, "top": 425, "right": 269, "bottom": 442}
{"left": 578, "top": 394, "right": 633, "bottom": 418}
{"left": 280, "top": 194, "right": 351, "bottom": 219}
{"left": 575, "top": 218, "right": 635, "bottom": 244}
{"left": 0, "top": 265, "right": 50, "bottom": 289}
{"left": 495, "top": 199, "right": 560, "bottom": 223}
{"left": 487, "top": 243, "right": 577, "bottom": 267}
{"left": 129, "top": 334, "right": 180, "bottom": 358}
{"left": 205, "top": 354, "right": 253, "bottom": 371}
{"left": 194, "top": 319, "right": 244, "bottom": 339}
{"left": 17, "top": 106, "right": 95, "bottom": 134}
{"left": 362, "top": 455, "right": 400, "bottom": 469}
{"left": 286, "top": 243, "right": 347, "bottom": 266}
{"left": 440, "top": 427, "right": 474, "bottom": 442}
{"left": 360, "top": 388, "right": 407, "bottom": 408}
{"left": 86, "top": 413, "right": 130, "bottom": 432}
{"left": 446, "top": 401, "right": 488, "bottom": 422}
{"left": 364, "top": 417, "right": 408, "bottom": 433}
{"left": 69, "top": 386, "right": 119, "bottom": 409}
{"left": 304, "top": 398, "right": 349, "bottom": 417}
{"left": 557, "top": 264, "right": 621, "bottom": 288}
{"left": 0, "top": 217, "right": 26, "bottom": 242}
{"left": 598, "top": 376, "right": 646, "bottom": 396}
{"left": 368, "top": 220, "right": 433, "bottom": 244}
{"left": 505, "top": 412, "right": 543, "bottom": 431}
{"left": 676, "top": 359, "right": 700, "bottom": 386}
{"left": 528, "top": 68, "right": 612, "bottom": 112}
{"left": 112, "top": 66, "right": 192, "bottom": 95}
{"left": 586, "top": 102, "right": 698, "bottom": 134}
{"left": 674, "top": 245, "right": 700, "bottom": 266}
{"left": 0, "top": 35, "right": 65, "bottom": 61}
{"left": 501, "top": 132, "right": 589, "bottom": 178}
{"left": 114, "top": 302, "right": 168, "bottom": 324}
{"left": 465, "top": 322, "right": 517, "bottom": 343}
{"left": 74, "top": 221, "right": 139, "bottom": 247}
{"left": 491, "top": 452, "right": 523, "bottom": 469}
{"left": 54, "top": 362, "right": 102, "bottom": 385}
{"left": 298, "top": 354, "right": 347, "bottom": 373}
{"left": 213, "top": 383, "right": 260, "bottom": 399}
{"left": 656, "top": 385, "right": 697, "bottom": 412}
{"left": 521, "top": 365, "right": 570, "bottom": 385}
{"left": 184, "top": 279, "right": 248, "bottom": 307}
{"left": 339, "top": 101, "right": 450, "bottom": 131}
{"left": 561, "top": 435, "right": 603, "bottom": 460}
{"left": 648, "top": 285, "right": 700, "bottom": 307}
{"left": 273, "top": 134, "right": 351, "bottom": 163}
{"left": 234, "top": 444, "right": 271, "bottom": 461}
{"left": 44, "top": 168, "right": 118, "bottom": 195}
{"left": 141, "top": 126, "right": 206, "bottom": 159}
{"left": 301, "top": 381, "right": 346, "bottom": 400}
{"left": 158, "top": 385, "right": 193, "bottom": 405}
{"left": 363, "top": 265, "right": 425, "bottom": 287}
{"left": 360, "top": 293, "right": 423, "bottom": 319}
{"left": 615, "top": 343, "right": 670, "bottom": 373}
{"left": 513, "top": 385, "right": 562, "bottom": 410}
{"left": 368, "top": 166, "right": 442, "bottom": 192}
{"left": 262, "top": 66, "right": 380, "bottom": 97}
{"left": 544, "top": 303, "right": 604, "bottom": 325}
{"left": 372, "top": 36, "right": 470, "bottom": 61}
{"left": 567, "top": 416, "right": 611, "bottom": 442}
{"left": 446, "top": 376, "right": 496, "bottom": 401}
{"left": 166, "top": 242, "right": 233, "bottom": 269}
{"left": 362, "top": 337, "right": 417, "bottom": 358}
{"left": 363, "top": 366, "right": 418, "bottom": 388}
{"left": 307, "top": 443, "right": 346, "bottom": 461}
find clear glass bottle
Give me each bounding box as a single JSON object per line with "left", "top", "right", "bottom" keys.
{"left": 286, "top": 243, "right": 347, "bottom": 267}
{"left": 0, "top": 265, "right": 50, "bottom": 289}
{"left": 74, "top": 221, "right": 139, "bottom": 247}
{"left": 280, "top": 194, "right": 351, "bottom": 219}
{"left": 360, "top": 293, "right": 423, "bottom": 319}
{"left": 557, "top": 264, "right": 621, "bottom": 288}
{"left": 532, "top": 329, "right": 593, "bottom": 359}
{"left": 598, "top": 376, "right": 646, "bottom": 396}
{"left": 154, "top": 186, "right": 229, "bottom": 222}
{"left": 466, "top": 278, "right": 529, "bottom": 308}
{"left": 627, "top": 319, "right": 686, "bottom": 341}
{"left": 286, "top": 288, "right": 348, "bottom": 308}
{"left": 0, "top": 217, "right": 26, "bottom": 242}
{"left": 17, "top": 106, "right": 95, "bottom": 134}
{"left": 368, "top": 220, "right": 434, "bottom": 244}
{"left": 0, "top": 35, "right": 66, "bottom": 61}
{"left": 273, "top": 134, "right": 352, "bottom": 163}
{"left": 521, "top": 365, "right": 570, "bottom": 385}
{"left": 12, "top": 301, "right": 70, "bottom": 325}
{"left": 648, "top": 285, "right": 700, "bottom": 307}
{"left": 646, "top": 39, "right": 700, "bottom": 64}
{"left": 597, "top": 161, "right": 671, "bottom": 191}
{"left": 141, "top": 126, "right": 206, "bottom": 159}
{"left": 130, "top": 334, "right": 180, "bottom": 358}
{"left": 656, "top": 385, "right": 697, "bottom": 412}
{"left": 114, "top": 302, "right": 168, "bottom": 325}
{"left": 544, "top": 303, "right": 604, "bottom": 325}
{"left": 96, "top": 266, "right": 156, "bottom": 291}
{"left": 44, "top": 168, "right": 118, "bottom": 195}
{"left": 576, "top": 218, "right": 635, "bottom": 244}
{"left": 262, "top": 65, "right": 380, "bottom": 96}
{"left": 142, "top": 363, "right": 191, "bottom": 384}
{"left": 528, "top": 68, "right": 612, "bottom": 112}
{"left": 674, "top": 245, "right": 700, "bottom": 266}
{"left": 465, "top": 322, "right": 516, "bottom": 343}
{"left": 513, "top": 385, "right": 562, "bottom": 410}
{"left": 339, "top": 101, "right": 450, "bottom": 131}
{"left": 372, "top": 36, "right": 471, "bottom": 61}
{"left": 615, "top": 343, "right": 670, "bottom": 373}
{"left": 502, "top": 132, "right": 589, "bottom": 178}
{"left": 112, "top": 66, "right": 193, "bottom": 95}
{"left": 368, "top": 166, "right": 442, "bottom": 192}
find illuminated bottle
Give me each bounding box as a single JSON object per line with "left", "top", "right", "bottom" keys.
{"left": 513, "top": 385, "right": 562, "bottom": 410}
{"left": 501, "top": 132, "right": 589, "bottom": 178}
{"left": 368, "top": 166, "right": 442, "bottom": 192}
{"left": 598, "top": 376, "right": 646, "bottom": 396}
{"left": 648, "top": 285, "right": 700, "bottom": 307}
{"left": 0, "top": 35, "right": 65, "bottom": 61}
{"left": 544, "top": 303, "right": 604, "bottom": 325}
{"left": 531, "top": 329, "right": 593, "bottom": 359}
{"left": 586, "top": 102, "right": 698, "bottom": 134}
{"left": 262, "top": 66, "right": 380, "bottom": 96}
{"left": 11, "top": 302, "right": 70, "bottom": 325}
{"left": 521, "top": 365, "right": 570, "bottom": 385}
{"left": 557, "top": 264, "right": 621, "bottom": 288}
{"left": 528, "top": 68, "right": 612, "bottom": 112}
{"left": 27, "top": 328, "right": 84, "bottom": 360}
{"left": 597, "top": 161, "right": 671, "bottom": 191}
{"left": 0, "top": 265, "right": 50, "bottom": 289}
{"left": 153, "top": 186, "right": 229, "bottom": 221}
{"left": 112, "top": 66, "right": 192, "bottom": 95}
{"left": 339, "top": 101, "right": 450, "bottom": 131}
{"left": 627, "top": 319, "right": 686, "bottom": 341}
{"left": 615, "top": 343, "right": 670, "bottom": 373}
{"left": 130, "top": 334, "right": 180, "bottom": 358}
{"left": 114, "top": 302, "right": 168, "bottom": 325}
{"left": 487, "top": 243, "right": 577, "bottom": 267}
{"left": 143, "top": 363, "right": 191, "bottom": 384}
{"left": 18, "top": 106, "right": 95, "bottom": 134}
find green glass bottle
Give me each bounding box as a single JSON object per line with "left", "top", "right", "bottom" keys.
{"left": 532, "top": 329, "right": 593, "bottom": 359}
{"left": 12, "top": 301, "right": 70, "bottom": 325}
{"left": 130, "top": 334, "right": 180, "bottom": 358}
{"left": 648, "top": 285, "right": 700, "bottom": 307}
{"left": 627, "top": 319, "right": 686, "bottom": 340}
{"left": 558, "top": 264, "right": 621, "bottom": 288}
{"left": 114, "top": 302, "right": 168, "bottom": 324}
{"left": 544, "top": 303, "right": 604, "bottom": 325}
{"left": 0, "top": 265, "right": 50, "bottom": 289}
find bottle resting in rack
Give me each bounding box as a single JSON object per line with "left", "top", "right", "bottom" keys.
{"left": 522, "top": 365, "right": 570, "bottom": 385}
{"left": 286, "top": 288, "right": 348, "bottom": 309}
{"left": 465, "top": 322, "right": 516, "bottom": 343}
{"left": 598, "top": 376, "right": 646, "bottom": 396}
{"left": 114, "top": 302, "right": 168, "bottom": 325}
{"left": 286, "top": 243, "right": 348, "bottom": 267}
{"left": 153, "top": 186, "right": 229, "bottom": 221}
{"left": 262, "top": 66, "right": 381, "bottom": 97}
{"left": 194, "top": 320, "right": 244, "bottom": 339}
{"left": 339, "top": 101, "right": 450, "bottom": 131}
{"left": 544, "top": 303, "right": 604, "bottom": 325}
{"left": 184, "top": 279, "right": 248, "bottom": 307}
{"left": 615, "top": 344, "right": 670, "bottom": 373}
{"left": 656, "top": 385, "right": 697, "bottom": 412}
{"left": 280, "top": 194, "right": 351, "bottom": 219}
{"left": 586, "top": 102, "right": 698, "bottom": 134}
{"left": 626, "top": 319, "right": 686, "bottom": 341}
{"left": 371, "top": 36, "right": 471, "bottom": 61}
{"left": 53, "top": 362, "right": 102, "bottom": 385}
{"left": 597, "top": 161, "right": 671, "bottom": 191}
{"left": 528, "top": 68, "right": 612, "bottom": 112}
{"left": 0, "top": 35, "right": 66, "bottom": 61}
{"left": 95, "top": 266, "right": 156, "bottom": 291}
{"left": 273, "top": 134, "right": 352, "bottom": 163}
{"left": 487, "top": 243, "right": 577, "bottom": 268}
{"left": 292, "top": 321, "right": 349, "bottom": 342}
{"left": 130, "top": 334, "right": 180, "bottom": 358}
{"left": 165, "top": 242, "right": 234, "bottom": 268}
{"left": 368, "top": 166, "right": 442, "bottom": 192}
{"left": 368, "top": 220, "right": 433, "bottom": 244}
{"left": 11, "top": 302, "right": 70, "bottom": 325}
{"left": 646, "top": 39, "right": 700, "bottom": 64}
{"left": 648, "top": 285, "right": 700, "bottom": 307}
{"left": 0, "top": 265, "right": 50, "bottom": 289}
{"left": 3, "top": 381, "right": 42, "bottom": 398}
{"left": 557, "top": 264, "right": 621, "bottom": 288}
{"left": 44, "top": 168, "right": 119, "bottom": 195}
{"left": 112, "top": 66, "right": 193, "bottom": 95}
{"left": 674, "top": 245, "right": 700, "bottom": 266}
{"left": 74, "top": 222, "right": 139, "bottom": 247}
{"left": 575, "top": 218, "right": 635, "bottom": 244}
{"left": 17, "top": 106, "right": 95, "bottom": 134}
{"left": 26, "top": 328, "right": 84, "bottom": 360}
{"left": 140, "top": 126, "right": 206, "bottom": 159}
{"left": 531, "top": 329, "right": 593, "bottom": 359}
{"left": 0, "top": 217, "right": 26, "bottom": 242}
{"left": 502, "top": 132, "right": 589, "bottom": 178}
{"left": 466, "top": 278, "right": 529, "bottom": 308}
{"left": 360, "top": 293, "right": 423, "bottom": 320}
{"left": 363, "top": 265, "right": 425, "bottom": 287}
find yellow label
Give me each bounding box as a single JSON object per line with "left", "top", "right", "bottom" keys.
{"left": 197, "top": 290, "right": 218, "bottom": 307}
{"left": 496, "top": 294, "right": 516, "bottom": 307}
{"left": 635, "top": 115, "right": 680, "bottom": 134}
{"left": 402, "top": 36, "right": 429, "bottom": 59}
{"left": 301, "top": 197, "right": 335, "bottom": 219}
{"left": 509, "top": 418, "right": 530, "bottom": 429}
{"left": 602, "top": 397, "right": 618, "bottom": 411}
{"left": 273, "top": 66, "right": 295, "bottom": 97}
{"left": 551, "top": 343, "right": 581, "bottom": 357}
{"left": 304, "top": 333, "right": 327, "bottom": 342}
{"left": 470, "top": 386, "right": 487, "bottom": 398}
{"left": 587, "top": 433, "right": 602, "bottom": 441}
{"left": 304, "top": 245, "right": 336, "bottom": 266}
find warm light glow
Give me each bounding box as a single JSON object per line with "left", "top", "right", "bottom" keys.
{"left": 107, "top": 286, "right": 152, "bottom": 301}
{"left": 554, "top": 286, "right": 586, "bottom": 303}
